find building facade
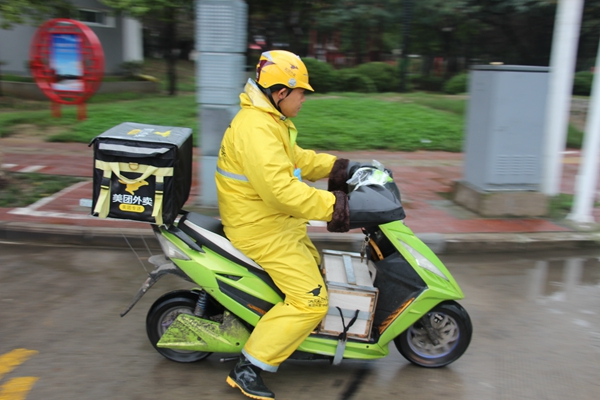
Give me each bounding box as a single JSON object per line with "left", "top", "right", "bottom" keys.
{"left": 0, "top": 0, "right": 142, "bottom": 76}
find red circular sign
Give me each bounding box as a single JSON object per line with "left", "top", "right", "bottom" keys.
{"left": 30, "top": 18, "right": 105, "bottom": 105}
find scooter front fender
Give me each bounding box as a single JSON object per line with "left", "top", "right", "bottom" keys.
{"left": 375, "top": 221, "right": 465, "bottom": 345}
{"left": 379, "top": 221, "right": 464, "bottom": 299}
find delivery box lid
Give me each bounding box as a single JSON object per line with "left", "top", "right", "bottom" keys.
{"left": 91, "top": 122, "right": 193, "bottom": 148}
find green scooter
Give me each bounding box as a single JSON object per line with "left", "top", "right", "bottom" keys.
{"left": 121, "top": 166, "right": 472, "bottom": 369}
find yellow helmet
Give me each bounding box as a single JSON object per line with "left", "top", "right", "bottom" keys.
{"left": 255, "top": 50, "right": 314, "bottom": 92}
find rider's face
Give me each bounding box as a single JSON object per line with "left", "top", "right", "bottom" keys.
{"left": 278, "top": 88, "right": 306, "bottom": 118}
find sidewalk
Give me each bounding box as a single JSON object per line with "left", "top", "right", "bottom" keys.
{"left": 1, "top": 136, "right": 599, "bottom": 253}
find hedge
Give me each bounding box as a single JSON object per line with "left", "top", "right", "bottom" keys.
{"left": 443, "top": 73, "right": 468, "bottom": 95}
{"left": 302, "top": 57, "right": 336, "bottom": 93}
{"left": 573, "top": 71, "right": 593, "bottom": 96}
{"left": 353, "top": 62, "right": 398, "bottom": 92}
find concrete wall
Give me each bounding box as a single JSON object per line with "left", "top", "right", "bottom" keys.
{"left": 0, "top": 22, "right": 38, "bottom": 75}
{"left": 0, "top": 0, "right": 138, "bottom": 76}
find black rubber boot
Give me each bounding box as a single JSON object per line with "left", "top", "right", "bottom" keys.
{"left": 226, "top": 355, "right": 275, "bottom": 400}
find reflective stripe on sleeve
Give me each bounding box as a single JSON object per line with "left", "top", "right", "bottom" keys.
{"left": 216, "top": 166, "right": 249, "bottom": 182}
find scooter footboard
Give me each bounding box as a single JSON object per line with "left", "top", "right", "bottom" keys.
{"left": 157, "top": 310, "right": 250, "bottom": 353}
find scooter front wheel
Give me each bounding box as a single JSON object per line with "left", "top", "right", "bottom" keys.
{"left": 394, "top": 301, "right": 472, "bottom": 368}
{"left": 146, "top": 291, "right": 213, "bottom": 363}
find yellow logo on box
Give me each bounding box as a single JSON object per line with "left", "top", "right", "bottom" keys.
{"left": 154, "top": 130, "right": 171, "bottom": 137}
{"left": 119, "top": 204, "right": 145, "bottom": 213}
{"left": 118, "top": 179, "right": 148, "bottom": 195}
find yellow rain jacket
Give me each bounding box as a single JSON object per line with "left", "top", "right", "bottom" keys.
{"left": 216, "top": 79, "right": 337, "bottom": 239}
{"left": 215, "top": 79, "right": 337, "bottom": 372}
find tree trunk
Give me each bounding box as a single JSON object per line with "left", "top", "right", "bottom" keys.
{"left": 398, "top": 0, "right": 415, "bottom": 92}
{"left": 0, "top": 148, "right": 7, "bottom": 189}
{"left": 0, "top": 58, "right": 4, "bottom": 97}
{"left": 164, "top": 12, "right": 177, "bottom": 96}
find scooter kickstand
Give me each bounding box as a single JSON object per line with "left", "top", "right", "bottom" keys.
{"left": 220, "top": 356, "right": 240, "bottom": 363}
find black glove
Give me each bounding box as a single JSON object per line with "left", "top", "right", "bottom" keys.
{"left": 328, "top": 158, "right": 350, "bottom": 192}
{"left": 327, "top": 191, "right": 350, "bottom": 232}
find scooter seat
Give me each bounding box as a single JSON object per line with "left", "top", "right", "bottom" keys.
{"left": 177, "top": 212, "right": 264, "bottom": 272}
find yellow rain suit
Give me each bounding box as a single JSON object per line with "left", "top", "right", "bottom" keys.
{"left": 216, "top": 79, "right": 338, "bottom": 372}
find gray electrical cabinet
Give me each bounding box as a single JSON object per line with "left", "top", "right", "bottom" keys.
{"left": 463, "top": 65, "right": 550, "bottom": 191}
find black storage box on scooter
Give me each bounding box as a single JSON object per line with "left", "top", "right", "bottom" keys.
{"left": 90, "top": 122, "right": 193, "bottom": 226}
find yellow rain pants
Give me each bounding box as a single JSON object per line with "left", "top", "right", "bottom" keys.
{"left": 230, "top": 221, "right": 328, "bottom": 371}
{"left": 215, "top": 80, "right": 338, "bottom": 371}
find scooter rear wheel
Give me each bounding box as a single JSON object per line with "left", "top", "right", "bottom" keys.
{"left": 146, "top": 291, "right": 213, "bottom": 362}
{"left": 394, "top": 300, "right": 472, "bottom": 368}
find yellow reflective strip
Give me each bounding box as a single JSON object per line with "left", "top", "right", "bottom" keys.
{"left": 216, "top": 166, "right": 249, "bottom": 182}
{"left": 95, "top": 160, "right": 173, "bottom": 176}
{"left": 0, "top": 377, "right": 39, "bottom": 400}
{"left": 94, "top": 168, "right": 112, "bottom": 218}
{"left": 0, "top": 349, "right": 38, "bottom": 381}
{"left": 152, "top": 176, "right": 164, "bottom": 225}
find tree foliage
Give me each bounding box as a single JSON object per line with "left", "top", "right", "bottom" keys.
{"left": 0, "top": 0, "right": 72, "bottom": 29}
{"left": 100, "top": 0, "right": 194, "bottom": 96}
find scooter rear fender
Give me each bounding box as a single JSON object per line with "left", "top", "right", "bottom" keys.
{"left": 158, "top": 228, "right": 283, "bottom": 327}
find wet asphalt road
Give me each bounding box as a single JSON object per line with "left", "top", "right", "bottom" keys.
{"left": 0, "top": 240, "right": 599, "bottom": 400}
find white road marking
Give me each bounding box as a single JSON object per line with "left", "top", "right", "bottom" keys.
{"left": 9, "top": 181, "right": 90, "bottom": 217}
{"left": 18, "top": 165, "right": 44, "bottom": 173}
{"left": 1, "top": 164, "right": 17, "bottom": 169}
{"left": 79, "top": 198, "right": 93, "bottom": 207}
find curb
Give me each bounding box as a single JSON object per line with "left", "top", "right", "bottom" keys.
{"left": 0, "top": 221, "right": 158, "bottom": 249}
{"left": 2, "top": 221, "right": 598, "bottom": 255}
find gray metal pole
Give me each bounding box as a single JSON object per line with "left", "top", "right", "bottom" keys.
{"left": 567, "top": 39, "right": 600, "bottom": 225}
{"left": 541, "top": 0, "right": 584, "bottom": 196}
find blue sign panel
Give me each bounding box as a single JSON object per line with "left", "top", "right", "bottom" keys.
{"left": 50, "top": 34, "right": 83, "bottom": 91}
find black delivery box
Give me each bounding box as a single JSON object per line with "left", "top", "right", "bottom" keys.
{"left": 90, "top": 122, "right": 193, "bottom": 226}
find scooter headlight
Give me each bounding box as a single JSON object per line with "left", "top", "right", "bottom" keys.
{"left": 154, "top": 230, "right": 191, "bottom": 260}
{"left": 398, "top": 240, "right": 448, "bottom": 281}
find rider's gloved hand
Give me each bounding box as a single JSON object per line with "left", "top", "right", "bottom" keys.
{"left": 327, "top": 191, "right": 350, "bottom": 232}
{"left": 328, "top": 158, "right": 350, "bottom": 192}
{"left": 328, "top": 159, "right": 375, "bottom": 192}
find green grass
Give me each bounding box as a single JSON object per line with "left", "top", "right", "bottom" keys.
{"left": 295, "top": 95, "right": 465, "bottom": 151}
{"left": 402, "top": 92, "right": 467, "bottom": 115}
{"left": 547, "top": 193, "right": 600, "bottom": 220}
{"left": 0, "top": 172, "right": 85, "bottom": 207}
{"left": 0, "top": 90, "right": 587, "bottom": 152}
{"left": 0, "top": 94, "right": 198, "bottom": 142}
{"left": 0, "top": 74, "right": 34, "bottom": 83}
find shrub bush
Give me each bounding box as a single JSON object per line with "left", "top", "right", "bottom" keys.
{"left": 410, "top": 75, "right": 445, "bottom": 92}
{"left": 573, "top": 71, "right": 593, "bottom": 96}
{"left": 0, "top": 75, "right": 33, "bottom": 83}
{"left": 337, "top": 72, "right": 376, "bottom": 93}
{"left": 302, "top": 57, "right": 336, "bottom": 93}
{"left": 443, "top": 73, "right": 468, "bottom": 94}
{"left": 353, "top": 62, "right": 398, "bottom": 92}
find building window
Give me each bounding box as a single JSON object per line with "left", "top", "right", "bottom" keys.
{"left": 76, "top": 9, "right": 115, "bottom": 28}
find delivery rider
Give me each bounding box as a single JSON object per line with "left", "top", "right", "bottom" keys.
{"left": 216, "top": 50, "right": 353, "bottom": 399}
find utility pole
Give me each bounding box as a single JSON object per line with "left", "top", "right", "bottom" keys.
{"left": 541, "top": 0, "right": 584, "bottom": 195}
{"left": 567, "top": 38, "right": 600, "bottom": 224}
